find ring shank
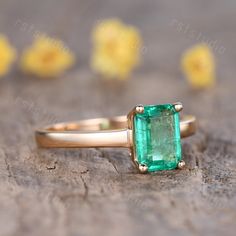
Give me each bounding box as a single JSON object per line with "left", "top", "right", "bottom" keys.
{"left": 35, "top": 115, "right": 196, "bottom": 148}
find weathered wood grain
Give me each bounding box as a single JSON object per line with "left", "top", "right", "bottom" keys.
{"left": 0, "top": 0, "right": 236, "bottom": 236}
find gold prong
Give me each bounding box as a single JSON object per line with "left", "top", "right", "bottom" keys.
{"left": 133, "top": 159, "right": 139, "bottom": 167}
{"left": 135, "top": 104, "right": 144, "bottom": 114}
{"left": 127, "top": 104, "right": 144, "bottom": 129}
{"left": 178, "top": 160, "right": 185, "bottom": 169}
{"left": 173, "top": 102, "right": 183, "bottom": 112}
{"left": 127, "top": 105, "right": 144, "bottom": 169}
{"left": 138, "top": 164, "right": 148, "bottom": 174}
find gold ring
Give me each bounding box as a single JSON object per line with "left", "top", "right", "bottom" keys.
{"left": 35, "top": 103, "right": 197, "bottom": 173}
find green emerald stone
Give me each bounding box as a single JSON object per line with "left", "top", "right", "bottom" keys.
{"left": 133, "top": 104, "right": 181, "bottom": 172}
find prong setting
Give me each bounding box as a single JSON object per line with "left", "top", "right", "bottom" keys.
{"left": 135, "top": 105, "right": 144, "bottom": 114}
{"left": 129, "top": 103, "right": 186, "bottom": 173}
{"left": 138, "top": 164, "right": 148, "bottom": 174}
{"left": 173, "top": 102, "right": 183, "bottom": 112}
{"left": 178, "top": 160, "right": 186, "bottom": 169}
{"left": 127, "top": 104, "right": 144, "bottom": 129}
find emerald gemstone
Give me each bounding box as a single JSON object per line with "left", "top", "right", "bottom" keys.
{"left": 133, "top": 104, "right": 181, "bottom": 172}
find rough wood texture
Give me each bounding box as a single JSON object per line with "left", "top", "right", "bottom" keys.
{"left": 0, "top": 0, "right": 236, "bottom": 236}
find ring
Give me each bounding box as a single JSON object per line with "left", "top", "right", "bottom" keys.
{"left": 35, "top": 103, "right": 197, "bottom": 173}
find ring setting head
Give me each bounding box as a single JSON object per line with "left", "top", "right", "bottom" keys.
{"left": 128, "top": 103, "right": 183, "bottom": 173}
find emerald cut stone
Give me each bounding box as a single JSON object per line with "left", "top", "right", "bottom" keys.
{"left": 133, "top": 104, "right": 181, "bottom": 172}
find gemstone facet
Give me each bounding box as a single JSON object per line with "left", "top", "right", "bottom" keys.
{"left": 133, "top": 104, "right": 182, "bottom": 172}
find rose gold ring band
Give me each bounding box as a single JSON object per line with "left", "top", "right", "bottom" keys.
{"left": 35, "top": 115, "right": 196, "bottom": 148}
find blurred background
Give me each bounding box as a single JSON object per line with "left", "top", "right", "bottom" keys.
{"left": 0, "top": 0, "right": 234, "bottom": 140}
{"left": 0, "top": 0, "right": 233, "bottom": 71}
{"left": 0, "top": 1, "right": 235, "bottom": 236}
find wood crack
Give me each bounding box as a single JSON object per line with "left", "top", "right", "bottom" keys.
{"left": 80, "top": 174, "right": 89, "bottom": 200}
{"left": 97, "top": 149, "right": 120, "bottom": 174}
{"left": 3, "top": 151, "right": 15, "bottom": 180}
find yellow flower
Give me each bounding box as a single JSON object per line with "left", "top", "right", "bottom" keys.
{"left": 91, "top": 19, "right": 142, "bottom": 79}
{"left": 0, "top": 35, "right": 16, "bottom": 77}
{"left": 20, "top": 35, "right": 75, "bottom": 78}
{"left": 181, "top": 44, "right": 215, "bottom": 89}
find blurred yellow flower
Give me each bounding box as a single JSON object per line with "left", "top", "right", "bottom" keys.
{"left": 0, "top": 35, "right": 16, "bottom": 77}
{"left": 181, "top": 44, "right": 215, "bottom": 89}
{"left": 20, "top": 35, "right": 75, "bottom": 78}
{"left": 91, "top": 19, "right": 142, "bottom": 79}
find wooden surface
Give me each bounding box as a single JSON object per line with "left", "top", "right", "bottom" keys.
{"left": 0, "top": 1, "right": 236, "bottom": 236}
